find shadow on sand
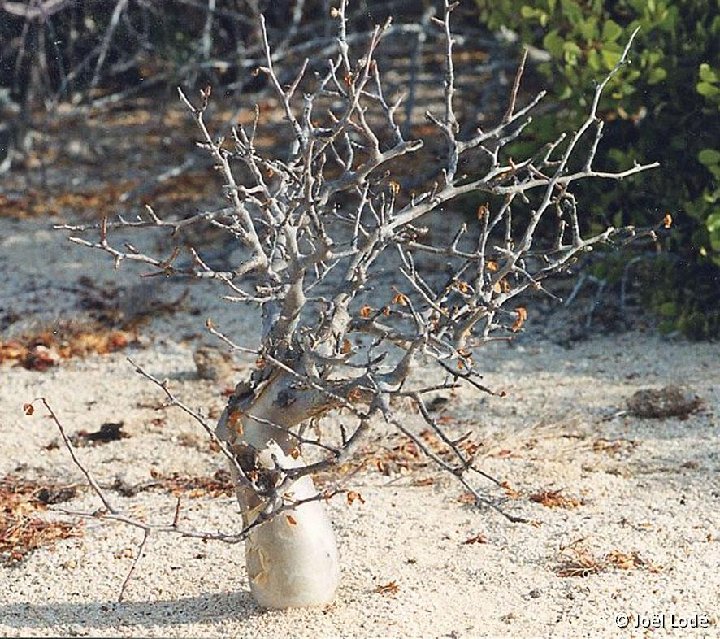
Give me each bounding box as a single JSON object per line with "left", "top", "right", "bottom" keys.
{"left": 0, "top": 590, "right": 263, "bottom": 629}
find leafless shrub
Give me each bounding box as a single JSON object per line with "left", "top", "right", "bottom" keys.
{"left": 54, "top": 0, "right": 658, "bottom": 609}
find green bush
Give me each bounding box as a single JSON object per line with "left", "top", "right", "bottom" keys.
{"left": 475, "top": 0, "right": 720, "bottom": 338}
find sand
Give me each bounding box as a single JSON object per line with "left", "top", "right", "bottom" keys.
{"left": 1, "top": 217, "right": 719, "bottom": 638}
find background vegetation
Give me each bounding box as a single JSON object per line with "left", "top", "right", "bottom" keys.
{"left": 1, "top": 0, "right": 718, "bottom": 338}
{"left": 475, "top": 0, "right": 720, "bottom": 338}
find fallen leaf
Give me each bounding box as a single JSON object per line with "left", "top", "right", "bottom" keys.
{"left": 23, "top": 403, "right": 34, "bottom": 416}
{"left": 373, "top": 580, "right": 399, "bottom": 595}
{"left": 0, "top": 475, "right": 83, "bottom": 565}
{"left": 500, "top": 481, "right": 520, "bottom": 499}
{"left": 346, "top": 491, "right": 365, "bottom": 506}
{"left": 529, "top": 489, "right": 582, "bottom": 509}
{"left": 604, "top": 550, "right": 635, "bottom": 570}
{"left": 555, "top": 543, "right": 604, "bottom": 578}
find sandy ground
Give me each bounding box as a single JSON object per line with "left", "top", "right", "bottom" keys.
{"left": 1, "top": 218, "right": 719, "bottom": 638}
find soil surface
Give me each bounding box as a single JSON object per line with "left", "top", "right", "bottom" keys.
{"left": 1, "top": 97, "right": 719, "bottom": 638}
{"left": 1, "top": 214, "right": 719, "bottom": 638}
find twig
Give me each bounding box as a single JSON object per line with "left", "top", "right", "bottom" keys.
{"left": 118, "top": 528, "right": 149, "bottom": 603}
{"left": 38, "top": 397, "right": 116, "bottom": 514}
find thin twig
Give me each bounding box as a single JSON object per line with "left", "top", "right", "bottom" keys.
{"left": 118, "top": 529, "right": 149, "bottom": 603}
{"left": 38, "top": 397, "right": 116, "bottom": 514}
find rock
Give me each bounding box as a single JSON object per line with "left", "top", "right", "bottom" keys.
{"left": 627, "top": 385, "right": 702, "bottom": 419}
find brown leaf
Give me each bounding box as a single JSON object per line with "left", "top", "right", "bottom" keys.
{"left": 663, "top": 212, "right": 673, "bottom": 229}
{"left": 511, "top": 307, "right": 528, "bottom": 332}
{"left": 488, "top": 448, "right": 515, "bottom": 458}
{"left": 340, "top": 338, "right": 352, "bottom": 355}
{"left": 463, "top": 533, "right": 488, "bottom": 545}
{"left": 1, "top": 323, "right": 132, "bottom": 370}
{"left": 286, "top": 514, "right": 297, "bottom": 526}
{"left": 359, "top": 305, "right": 373, "bottom": 319}
{"left": 476, "top": 203, "right": 489, "bottom": 219}
{"left": 500, "top": 481, "right": 520, "bottom": 499}
{"left": 0, "top": 340, "right": 27, "bottom": 362}
{"left": 373, "top": 580, "right": 399, "bottom": 595}
{"left": 530, "top": 489, "right": 582, "bottom": 509}
{"left": 227, "top": 410, "right": 244, "bottom": 430}
{"left": 605, "top": 550, "right": 635, "bottom": 570}
{"left": 23, "top": 403, "right": 34, "bottom": 416}
{"left": 148, "top": 470, "right": 233, "bottom": 499}
{"left": 24, "top": 346, "right": 60, "bottom": 371}
{"left": 455, "top": 280, "right": 470, "bottom": 294}
{"left": 0, "top": 475, "right": 83, "bottom": 565}
{"left": 605, "top": 549, "right": 660, "bottom": 572}
{"left": 346, "top": 491, "right": 365, "bottom": 505}
{"left": 392, "top": 291, "right": 409, "bottom": 306}
{"left": 556, "top": 547, "right": 604, "bottom": 577}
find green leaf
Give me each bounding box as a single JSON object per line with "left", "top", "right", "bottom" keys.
{"left": 707, "top": 212, "right": 720, "bottom": 244}
{"left": 560, "top": 0, "right": 582, "bottom": 24}
{"left": 699, "top": 63, "right": 718, "bottom": 83}
{"left": 648, "top": 66, "right": 667, "bottom": 84}
{"left": 543, "top": 31, "right": 565, "bottom": 58}
{"left": 697, "top": 81, "right": 720, "bottom": 98}
{"left": 578, "top": 17, "right": 598, "bottom": 40}
{"left": 563, "top": 41, "right": 582, "bottom": 65}
{"left": 587, "top": 49, "right": 601, "bottom": 72}
{"left": 601, "top": 48, "right": 622, "bottom": 69}
{"left": 699, "top": 149, "right": 720, "bottom": 167}
{"left": 709, "top": 211, "right": 720, "bottom": 230}
{"left": 602, "top": 20, "right": 623, "bottom": 43}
